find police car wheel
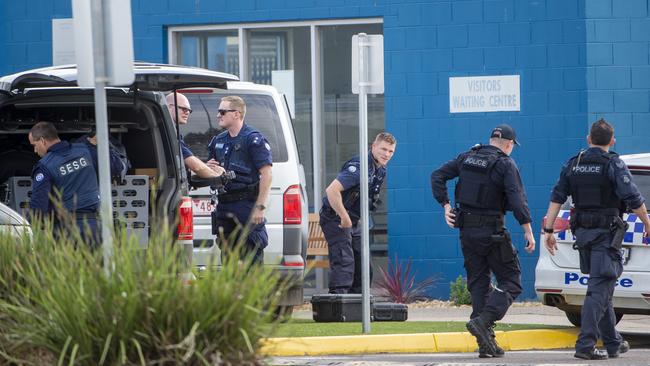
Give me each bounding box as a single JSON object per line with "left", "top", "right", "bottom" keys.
{"left": 565, "top": 311, "right": 582, "bottom": 327}
{"left": 565, "top": 310, "right": 624, "bottom": 327}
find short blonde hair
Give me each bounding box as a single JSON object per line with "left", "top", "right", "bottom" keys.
{"left": 374, "top": 132, "right": 396, "bottom": 145}
{"left": 221, "top": 95, "right": 246, "bottom": 119}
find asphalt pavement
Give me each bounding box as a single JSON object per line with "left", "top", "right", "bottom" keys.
{"left": 268, "top": 348, "right": 650, "bottom": 366}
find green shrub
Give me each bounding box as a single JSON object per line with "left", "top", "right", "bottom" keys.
{"left": 449, "top": 275, "right": 472, "bottom": 306}
{"left": 0, "top": 218, "right": 288, "bottom": 365}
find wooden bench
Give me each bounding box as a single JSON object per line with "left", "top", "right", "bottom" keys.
{"left": 307, "top": 213, "right": 329, "bottom": 269}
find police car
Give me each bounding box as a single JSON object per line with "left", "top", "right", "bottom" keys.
{"left": 0, "top": 202, "right": 31, "bottom": 239}
{"left": 535, "top": 153, "right": 650, "bottom": 326}
{"left": 179, "top": 82, "right": 308, "bottom": 315}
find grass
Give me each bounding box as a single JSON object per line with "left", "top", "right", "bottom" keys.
{"left": 271, "top": 319, "right": 569, "bottom": 338}
{"left": 0, "top": 216, "right": 289, "bottom": 365}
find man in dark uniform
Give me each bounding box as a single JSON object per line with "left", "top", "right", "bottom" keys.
{"left": 75, "top": 132, "right": 130, "bottom": 182}
{"left": 28, "top": 121, "right": 121, "bottom": 248}
{"left": 320, "top": 132, "right": 396, "bottom": 294}
{"left": 543, "top": 118, "right": 649, "bottom": 360}
{"left": 206, "top": 96, "right": 272, "bottom": 264}
{"left": 166, "top": 92, "right": 225, "bottom": 178}
{"left": 431, "top": 124, "right": 535, "bottom": 358}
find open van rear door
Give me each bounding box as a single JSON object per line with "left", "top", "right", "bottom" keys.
{"left": 0, "top": 63, "right": 238, "bottom": 94}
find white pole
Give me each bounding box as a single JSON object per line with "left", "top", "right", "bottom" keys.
{"left": 90, "top": 0, "right": 114, "bottom": 276}
{"left": 358, "top": 33, "right": 371, "bottom": 334}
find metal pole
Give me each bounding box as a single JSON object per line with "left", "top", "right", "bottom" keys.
{"left": 358, "top": 33, "right": 371, "bottom": 334}
{"left": 90, "top": 0, "right": 114, "bottom": 276}
{"left": 311, "top": 25, "right": 323, "bottom": 213}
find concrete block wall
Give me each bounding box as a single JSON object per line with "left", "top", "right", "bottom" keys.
{"left": 385, "top": 0, "right": 594, "bottom": 299}
{"left": 585, "top": 0, "right": 650, "bottom": 152}
{"left": 1, "top": 0, "right": 650, "bottom": 300}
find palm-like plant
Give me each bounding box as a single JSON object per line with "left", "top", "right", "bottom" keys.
{"left": 375, "top": 256, "right": 438, "bottom": 303}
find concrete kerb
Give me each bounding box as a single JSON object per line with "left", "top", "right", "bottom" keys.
{"left": 260, "top": 329, "right": 580, "bottom": 357}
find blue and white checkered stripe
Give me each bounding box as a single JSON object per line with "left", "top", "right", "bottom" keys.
{"left": 556, "top": 210, "right": 649, "bottom": 245}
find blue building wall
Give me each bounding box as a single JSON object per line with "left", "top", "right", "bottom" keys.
{"left": 1, "top": 0, "right": 650, "bottom": 300}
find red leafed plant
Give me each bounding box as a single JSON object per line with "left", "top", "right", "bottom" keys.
{"left": 375, "top": 256, "right": 438, "bottom": 304}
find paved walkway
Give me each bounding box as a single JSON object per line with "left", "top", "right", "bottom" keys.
{"left": 294, "top": 303, "right": 650, "bottom": 332}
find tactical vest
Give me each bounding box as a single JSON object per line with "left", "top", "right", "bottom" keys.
{"left": 38, "top": 142, "right": 100, "bottom": 212}
{"left": 455, "top": 147, "right": 505, "bottom": 212}
{"left": 567, "top": 151, "right": 620, "bottom": 212}
{"left": 207, "top": 125, "right": 260, "bottom": 192}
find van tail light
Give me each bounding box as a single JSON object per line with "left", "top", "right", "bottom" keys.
{"left": 542, "top": 215, "right": 570, "bottom": 233}
{"left": 177, "top": 196, "right": 194, "bottom": 240}
{"left": 283, "top": 184, "right": 302, "bottom": 225}
{"left": 282, "top": 259, "right": 305, "bottom": 268}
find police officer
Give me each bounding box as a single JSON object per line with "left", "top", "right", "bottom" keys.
{"left": 75, "top": 132, "right": 130, "bottom": 183}
{"left": 320, "top": 132, "right": 396, "bottom": 294}
{"left": 431, "top": 124, "right": 535, "bottom": 358}
{"left": 28, "top": 122, "right": 112, "bottom": 248}
{"left": 166, "top": 92, "right": 225, "bottom": 178}
{"left": 205, "top": 96, "right": 272, "bottom": 264}
{"left": 543, "top": 119, "right": 650, "bottom": 360}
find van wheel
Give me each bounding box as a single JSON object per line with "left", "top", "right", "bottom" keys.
{"left": 564, "top": 310, "right": 624, "bottom": 327}
{"left": 565, "top": 311, "right": 582, "bottom": 327}
{"left": 273, "top": 306, "right": 294, "bottom": 322}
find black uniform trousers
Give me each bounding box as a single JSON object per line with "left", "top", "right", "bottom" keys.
{"left": 460, "top": 226, "right": 523, "bottom": 323}
{"left": 573, "top": 227, "right": 624, "bottom": 355}
{"left": 319, "top": 207, "right": 373, "bottom": 294}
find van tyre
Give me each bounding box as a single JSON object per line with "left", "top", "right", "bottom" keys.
{"left": 564, "top": 310, "right": 623, "bottom": 327}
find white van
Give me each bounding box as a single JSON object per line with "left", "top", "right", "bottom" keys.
{"left": 535, "top": 153, "right": 650, "bottom": 326}
{"left": 179, "top": 82, "right": 308, "bottom": 313}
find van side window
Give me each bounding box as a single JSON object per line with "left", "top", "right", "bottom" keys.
{"left": 180, "top": 93, "right": 288, "bottom": 163}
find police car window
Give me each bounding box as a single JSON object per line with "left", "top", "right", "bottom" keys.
{"left": 561, "top": 197, "right": 573, "bottom": 210}
{"left": 180, "top": 93, "right": 288, "bottom": 162}
{"left": 630, "top": 170, "right": 650, "bottom": 206}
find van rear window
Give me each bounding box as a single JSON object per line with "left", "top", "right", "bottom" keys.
{"left": 179, "top": 92, "right": 288, "bottom": 162}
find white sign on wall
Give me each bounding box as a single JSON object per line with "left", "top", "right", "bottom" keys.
{"left": 449, "top": 75, "right": 520, "bottom": 113}
{"left": 52, "top": 19, "right": 75, "bottom": 66}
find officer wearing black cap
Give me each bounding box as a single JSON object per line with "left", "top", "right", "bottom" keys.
{"left": 543, "top": 118, "right": 650, "bottom": 360}
{"left": 320, "top": 132, "right": 396, "bottom": 294}
{"left": 431, "top": 124, "right": 535, "bottom": 358}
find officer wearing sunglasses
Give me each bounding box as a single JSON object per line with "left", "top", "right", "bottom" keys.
{"left": 166, "top": 93, "right": 224, "bottom": 178}
{"left": 206, "top": 96, "right": 272, "bottom": 265}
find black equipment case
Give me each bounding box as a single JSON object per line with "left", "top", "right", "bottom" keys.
{"left": 372, "top": 302, "right": 408, "bottom": 321}
{"left": 311, "top": 294, "right": 374, "bottom": 322}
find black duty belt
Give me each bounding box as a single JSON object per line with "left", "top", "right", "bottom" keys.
{"left": 219, "top": 184, "right": 259, "bottom": 204}
{"left": 571, "top": 210, "right": 619, "bottom": 229}
{"left": 74, "top": 211, "right": 98, "bottom": 219}
{"left": 459, "top": 212, "right": 504, "bottom": 229}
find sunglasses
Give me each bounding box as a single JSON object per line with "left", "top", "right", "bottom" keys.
{"left": 218, "top": 109, "right": 239, "bottom": 116}
{"left": 170, "top": 104, "right": 192, "bottom": 114}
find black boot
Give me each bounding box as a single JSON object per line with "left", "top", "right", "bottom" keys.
{"left": 467, "top": 317, "right": 498, "bottom": 357}
{"left": 574, "top": 348, "right": 608, "bottom": 360}
{"left": 479, "top": 324, "right": 505, "bottom": 358}
{"left": 608, "top": 340, "right": 630, "bottom": 358}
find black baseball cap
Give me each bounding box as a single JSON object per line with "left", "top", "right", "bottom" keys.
{"left": 490, "top": 124, "right": 520, "bottom": 146}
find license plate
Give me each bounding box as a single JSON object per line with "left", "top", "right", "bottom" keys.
{"left": 622, "top": 247, "right": 631, "bottom": 265}
{"left": 192, "top": 199, "right": 214, "bottom": 216}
